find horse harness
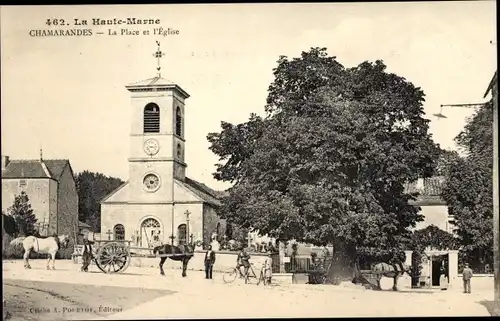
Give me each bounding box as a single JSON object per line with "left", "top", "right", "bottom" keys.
{"left": 392, "top": 263, "right": 405, "bottom": 273}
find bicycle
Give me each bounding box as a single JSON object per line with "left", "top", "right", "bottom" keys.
{"left": 223, "top": 263, "right": 264, "bottom": 285}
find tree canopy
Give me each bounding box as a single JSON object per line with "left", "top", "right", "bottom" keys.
{"left": 441, "top": 101, "right": 494, "bottom": 269}
{"left": 75, "top": 170, "right": 125, "bottom": 232}
{"left": 6, "top": 191, "right": 38, "bottom": 237}
{"left": 409, "top": 224, "right": 457, "bottom": 252}
{"left": 207, "top": 48, "right": 441, "bottom": 281}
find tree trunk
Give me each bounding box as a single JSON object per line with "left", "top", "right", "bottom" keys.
{"left": 325, "top": 241, "right": 378, "bottom": 289}
{"left": 325, "top": 241, "right": 358, "bottom": 285}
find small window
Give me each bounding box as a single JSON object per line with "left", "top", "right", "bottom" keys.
{"left": 177, "top": 143, "right": 182, "bottom": 158}
{"left": 175, "top": 107, "right": 182, "bottom": 136}
{"left": 177, "top": 223, "right": 187, "bottom": 245}
{"left": 19, "top": 180, "right": 27, "bottom": 188}
{"left": 144, "top": 103, "right": 160, "bottom": 133}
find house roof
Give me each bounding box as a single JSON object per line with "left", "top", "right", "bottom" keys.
{"left": 2, "top": 159, "right": 70, "bottom": 181}
{"left": 404, "top": 176, "right": 445, "bottom": 196}
{"left": 484, "top": 70, "right": 497, "bottom": 98}
{"left": 404, "top": 176, "right": 446, "bottom": 206}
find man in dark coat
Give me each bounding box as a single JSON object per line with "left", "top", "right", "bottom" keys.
{"left": 205, "top": 245, "right": 216, "bottom": 279}
{"left": 81, "top": 238, "right": 93, "bottom": 272}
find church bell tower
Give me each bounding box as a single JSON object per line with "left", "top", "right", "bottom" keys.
{"left": 125, "top": 42, "right": 189, "bottom": 202}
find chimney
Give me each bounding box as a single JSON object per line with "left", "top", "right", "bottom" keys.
{"left": 1, "top": 155, "right": 9, "bottom": 171}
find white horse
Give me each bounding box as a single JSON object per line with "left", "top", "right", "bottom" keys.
{"left": 10, "top": 235, "right": 70, "bottom": 270}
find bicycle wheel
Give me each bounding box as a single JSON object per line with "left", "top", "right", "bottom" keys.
{"left": 223, "top": 267, "right": 238, "bottom": 284}
{"left": 256, "top": 269, "right": 264, "bottom": 286}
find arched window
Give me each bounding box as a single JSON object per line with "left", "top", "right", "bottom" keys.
{"left": 144, "top": 103, "right": 160, "bottom": 133}
{"left": 175, "top": 107, "right": 182, "bottom": 136}
{"left": 177, "top": 224, "right": 187, "bottom": 245}
{"left": 113, "top": 224, "right": 125, "bottom": 240}
{"left": 140, "top": 218, "right": 161, "bottom": 248}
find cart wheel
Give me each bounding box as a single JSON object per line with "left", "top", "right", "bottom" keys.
{"left": 95, "top": 242, "right": 130, "bottom": 274}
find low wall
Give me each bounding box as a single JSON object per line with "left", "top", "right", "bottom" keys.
{"left": 74, "top": 250, "right": 271, "bottom": 274}
{"left": 450, "top": 274, "right": 495, "bottom": 291}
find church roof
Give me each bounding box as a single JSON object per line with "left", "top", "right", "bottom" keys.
{"left": 125, "top": 76, "right": 190, "bottom": 98}
{"left": 2, "top": 159, "right": 70, "bottom": 181}
{"left": 176, "top": 177, "right": 222, "bottom": 207}
{"left": 100, "top": 176, "right": 226, "bottom": 207}
{"left": 128, "top": 76, "right": 177, "bottom": 87}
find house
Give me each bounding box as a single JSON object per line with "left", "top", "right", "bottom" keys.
{"left": 1, "top": 155, "right": 79, "bottom": 257}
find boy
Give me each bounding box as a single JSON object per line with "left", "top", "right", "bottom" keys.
{"left": 263, "top": 251, "right": 273, "bottom": 285}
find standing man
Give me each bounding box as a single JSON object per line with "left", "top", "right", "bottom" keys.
{"left": 205, "top": 245, "right": 216, "bottom": 279}
{"left": 462, "top": 263, "right": 473, "bottom": 293}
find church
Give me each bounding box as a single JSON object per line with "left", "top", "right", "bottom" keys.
{"left": 100, "top": 44, "right": 226, "bottom": 251}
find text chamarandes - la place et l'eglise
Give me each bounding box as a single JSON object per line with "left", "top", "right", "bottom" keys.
{"left": 29, "top": 18, "right": 179, "bottom": 37}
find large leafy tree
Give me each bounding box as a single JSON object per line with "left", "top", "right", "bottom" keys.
{"left": 7, "top": 191, "right": 38, "bottom": 237}
{"left": 441, "top": 101, "right": 493, "bottom": 269}
{"left": 208, "top": 48, "right": 440, "bottom": 282}
{"left": 75, "top": 171, "right": 124, "bottom": 232}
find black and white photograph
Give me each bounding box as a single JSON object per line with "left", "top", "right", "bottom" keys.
{"left": 1, "top": 2, "right": 498, "bottom": 319}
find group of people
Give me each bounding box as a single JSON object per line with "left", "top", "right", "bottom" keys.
{"left": 204, "top": 245, "right": 273, "bottom": 285}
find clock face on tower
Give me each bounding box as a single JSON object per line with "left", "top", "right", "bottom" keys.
{"left": 143, "top": 173, "right": 160, "bottom": 192}
{"left": 144, "top": 139, "right": 159, "bottom": 156}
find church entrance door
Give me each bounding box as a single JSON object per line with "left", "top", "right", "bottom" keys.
{"left": 140, "top": 218, "right": 162, "bottom": 249}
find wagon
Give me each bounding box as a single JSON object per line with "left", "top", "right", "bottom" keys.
{"left": 73, "top": 231, "right": 191, "bottom": 274}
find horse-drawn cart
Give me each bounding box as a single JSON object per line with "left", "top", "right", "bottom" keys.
{"left": 73, "top": 231, "right": 133, "bottom": 274}
{"left": 73, "top": 231, "right": 193, "bottom": 274}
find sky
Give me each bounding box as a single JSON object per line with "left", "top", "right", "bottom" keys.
{"left": 1, "top": 2, "right": 497, "bottom": 192}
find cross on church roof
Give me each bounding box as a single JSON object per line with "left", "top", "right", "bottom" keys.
{"left": 153, "top": 41, "right": 165, "bottom": 78}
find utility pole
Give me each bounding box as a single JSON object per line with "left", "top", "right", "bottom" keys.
{"left": 485, "top": 72, "right": 499, "bottom": 309}
{"left": 437, "top": 74, "right": 498, "bottom": 307}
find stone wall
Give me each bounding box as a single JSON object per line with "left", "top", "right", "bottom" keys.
{"left": 2, "top": 178, "right": 53, "bottom": 230}
{"left": 452, "top": 274, "right": 495, "bottom": 291}
{"left": 56, "top": 164, "right": 79, "bottom": 258}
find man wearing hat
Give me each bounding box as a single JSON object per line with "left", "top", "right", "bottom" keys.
{"left": 462, "top": 263, "right": 473, "bottom": 293}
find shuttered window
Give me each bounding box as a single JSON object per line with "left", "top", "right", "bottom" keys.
{"left": 144, "top": 103, "right": 160, "bottom": 133}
